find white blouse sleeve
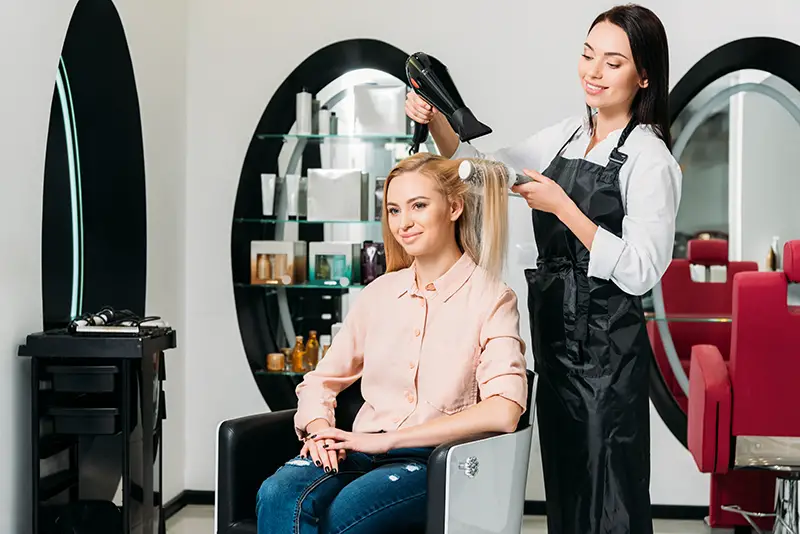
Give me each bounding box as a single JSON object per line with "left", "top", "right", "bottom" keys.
{"left": 451, "top": 117, "right": 580, "bottom": 173}
{"left": 587, "top": 152, "right": 683, "bottom": 296}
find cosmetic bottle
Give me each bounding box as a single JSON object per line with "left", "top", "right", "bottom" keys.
{"left": 305, "top": 331, "right": 320, "bottom": 370}
{"left": 318, "top": 107, "right": 331, "bottom": 135}
{"left": 281, "top": 348, "right": 293, "bottom": 372}
{"left": 296, "top": 88, "right": 312, "bottom": 135}
{"left": 291, "top": 336, "right": 306, "bottom": 373}
{"left": 266, "top": 353, "right": 284, "bottom": 372}
{"left": 329, "top": 112, "right": 339, "bottom": 135}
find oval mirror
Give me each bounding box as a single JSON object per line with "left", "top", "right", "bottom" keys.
{"left": 648, "top": 37, "right": 800, "bottom": 445}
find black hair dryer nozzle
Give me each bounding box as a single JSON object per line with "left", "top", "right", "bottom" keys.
{"left": 405, "top": 51, "right": 492, "bottom": 154}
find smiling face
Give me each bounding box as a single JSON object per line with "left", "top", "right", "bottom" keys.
{"left": 385, "top": 170, "right": 463, "bottom": 260}
{"left": 579, "top": 21, "right": 648, "bottom": 115}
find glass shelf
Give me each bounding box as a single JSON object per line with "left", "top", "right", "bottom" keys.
{"left": 235, "top": 217, "right": 381, "bottom": 225}
{"left": 255, "top": 133, "right": 417, "bottom": 143}
{"left": 255, "top": 369, "right": 307, "bottom": 377}
{"left": 235, "top": 282, "right": 365, "bottom": 290}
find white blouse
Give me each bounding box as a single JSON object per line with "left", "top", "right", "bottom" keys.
{"left": 452, "top": 115, "right": 683, "bottom": 296}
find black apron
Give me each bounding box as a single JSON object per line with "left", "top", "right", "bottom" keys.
{"left": 526, "top": 120, "right": 653, "bottom": 534}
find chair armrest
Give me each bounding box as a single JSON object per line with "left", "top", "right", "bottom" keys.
{"left": 216, "top": 410, "right": 301, "bottom": 531}
{"left": 688, "top": 345, "right": 731, "bottom": 474}
{"left": 426, "top": 427, "right": 533, "bottom": 534}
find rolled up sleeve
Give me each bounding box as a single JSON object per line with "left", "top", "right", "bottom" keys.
{"left": 293, "top": 305, "right": 365, "bottom": 440}
{"left": 476, "top": 289, "right": 528, "bottom": 412}
{"left": 452, "top": 141, "right": 482, "bottom": 159}
{"left": 588, "top": 156, "right": 682, "bottom": 296}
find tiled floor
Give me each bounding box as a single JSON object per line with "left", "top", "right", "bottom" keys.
{"left": 167, "top": 505, "right": 716, "bottom": 533}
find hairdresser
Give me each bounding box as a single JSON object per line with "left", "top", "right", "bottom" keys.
{"left": 406, "top": 4, "right": 681, "bottom": 534}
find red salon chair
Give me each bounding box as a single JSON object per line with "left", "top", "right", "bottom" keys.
{"left": 688, "top": 240, "right": 800, "bottom": 533}
{"left": 214, "top": 369, "right": 537, "bottom": 534}
{"left": 648, "top": 239, "right": 758, "bottom": 410}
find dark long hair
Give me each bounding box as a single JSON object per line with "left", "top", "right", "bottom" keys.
{"left": 587, "top": 4, "right": 672, "bottom": 149}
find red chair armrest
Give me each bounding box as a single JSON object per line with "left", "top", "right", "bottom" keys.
{"left": 688, "top": 344, "right": 732, "bottom": 473}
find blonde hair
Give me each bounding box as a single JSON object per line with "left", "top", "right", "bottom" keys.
{"left": 381, "top": 153, "right": 509, "bottom": 279}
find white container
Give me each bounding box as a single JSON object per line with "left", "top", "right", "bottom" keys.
{"left": 352, "top": 84, "right": 407, "bottom": 135}
{"left": 260, "top": 173, "right": 276, "bottom": 216}
{"left": 318, "top": 107, "right": 331, "bottom": 134}
{"left": 296, "top": 89, "right": 312, "bottom": 134}
{"left": 306, "top": 168, "right": 364, "bottom": 221}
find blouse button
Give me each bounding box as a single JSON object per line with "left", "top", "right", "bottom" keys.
{"left": 414, "top": 329, "right": 420, "bottom": 337}
{"left": 406, "top": 391, "right": 415, "bottom": 403}
{"left": 409, "top": 361, "right": 416, "bottom": 369}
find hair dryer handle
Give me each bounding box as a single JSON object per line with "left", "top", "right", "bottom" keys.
{"left": 409, "top": 122, "right": 429, "bottom": 155}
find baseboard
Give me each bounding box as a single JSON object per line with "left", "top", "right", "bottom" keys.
{"left": 164, "top": 492, "right": 708, "bottom": 522}
{"left": 523, "top": 500, "right": 708, "bottom": 520}
{"left": 164, "top": 490, "right": 215, "bottom": 521}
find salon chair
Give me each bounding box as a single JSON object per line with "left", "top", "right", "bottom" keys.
{"left": 214, "top": 369, "right": 536, "bottom": 534}
{"left": 688, "top": 240, "right": 800, "bottom": 533}
{"left": 647, "top": 238, "right": 758, "bottom": 410}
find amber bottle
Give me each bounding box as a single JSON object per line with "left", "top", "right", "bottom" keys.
{"left": 291, "top": 336, "right": 306, "bottom": 373}
{"left": 305, "top": 331, "right": 320, "bottom": 370}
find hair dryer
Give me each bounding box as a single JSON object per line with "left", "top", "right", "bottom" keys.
{"left": 405, "top": 52, "right": 493, "bottom": 154}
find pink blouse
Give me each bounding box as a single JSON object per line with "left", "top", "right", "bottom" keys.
{"left": 294, "top": 252, "right": 529, "bottom": 439}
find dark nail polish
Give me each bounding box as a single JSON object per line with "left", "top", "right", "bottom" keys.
{"left": 323, "top": 444, "right": 328, "bottom": 449}
{"left": 316, "top": 461, "right": 321, "bottom": 466}
{"left": 309, "top": 434, "right": 316, "bottom": 439}
{"left": 332, "top": 468, "right": 337, "bottom": 474}
{"left": 325, "top": 467, "right": 330, "bottom": 473}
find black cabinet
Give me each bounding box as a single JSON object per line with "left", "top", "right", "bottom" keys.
{"left": 19, "top": 328, "right": 175, "bottom": 534}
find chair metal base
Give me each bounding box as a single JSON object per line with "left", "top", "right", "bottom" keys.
{"left": 722, "top": 474, "right": 799, "bottom": 534}
{"left": 775, "top": 475, "right": 799, "bottom": 534}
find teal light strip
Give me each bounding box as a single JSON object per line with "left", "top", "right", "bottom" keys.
{"left": 56, "top": 56, "right": 84, "bottom": 319}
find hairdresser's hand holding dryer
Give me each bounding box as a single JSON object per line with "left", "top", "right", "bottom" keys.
{"left": 407, "top": 5, "right": 682, "bottom": 533}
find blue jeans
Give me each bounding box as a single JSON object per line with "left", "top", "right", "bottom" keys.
{"left": 256, "top": 447, "right": 433, "bottom": 534}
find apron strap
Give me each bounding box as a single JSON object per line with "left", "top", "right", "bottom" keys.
{"left": 554, "top": 125, "right": 583, "bottom": 160}
{"left": 605, "top": 118, "right": 638, "bottom": 173}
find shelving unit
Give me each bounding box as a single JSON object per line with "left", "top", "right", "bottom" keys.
{"left": 233, "top": 130, "right": 407, "bottom": 367}
{"left": 230, "top": 55, "right": 435, "bottom": 410}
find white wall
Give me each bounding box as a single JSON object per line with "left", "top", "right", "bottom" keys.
{"left": 0, "top": 0, "right": 188, "bottom": 529}
{"left": 183, "top": 0, "right": 800, "bottom": 504}
{"left": 117, "top": 0, "right": 189, "bottom": 504}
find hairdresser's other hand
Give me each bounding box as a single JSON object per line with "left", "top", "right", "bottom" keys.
{"left": 311, "top": 428, "right": 395, "bottom": 455}
{"left": 511, "top": 170, "right": 572, "bottom": 217}
{"left": 301, "top": 419, "right": 346, "bottom": 473}
{"left": 406, "top": 91, "right": 437, "bottom": 124}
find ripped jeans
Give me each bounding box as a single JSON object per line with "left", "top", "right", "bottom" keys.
{"left": 256, "top": 447, "right": 433, "bottom": 534}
